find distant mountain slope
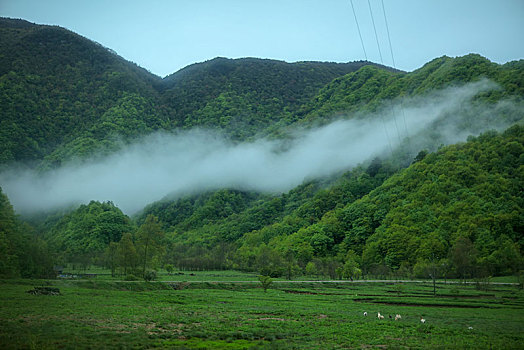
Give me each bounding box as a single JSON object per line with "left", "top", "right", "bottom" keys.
{"left": 139, "top": 157, "right": 395, "bottom": 248}
{"left": 297, "top": 54, "right": 524, "bottom": 125}
{"left": 160, "top": 57, "right": 388, "bottom": 139}
{"left": 146, "top": 126, "right": 523, "bottom": 276}
{"left": 2, "top": 18, "right": 522, "bottom": 168}
{"left": 0, "top": 18, "right": 164, "bottom": 164}
{"left": 0, "top": 18, "right": 387, "bottom": 165}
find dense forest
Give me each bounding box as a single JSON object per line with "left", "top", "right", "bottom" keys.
{"left": 0, "top": 18, "right": 385, "bottom": 167}
{"left": 137, "top": 126, "right": 522, "bottom": 279}
{"left": 0, "top": 18, "right": 522, "bottom": 280}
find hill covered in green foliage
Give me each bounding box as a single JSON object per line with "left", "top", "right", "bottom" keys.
{"left": 0, "top": 18, "right": 522, "bottom": 280}
{"left": 297, "top": 54, "right": 523, "bottom": 125}
{"left": 0, "top": 18, "right": 378, "bottom": 167}
{"left": 0, "top": 187, "right": 53, "bottom": 278}
{"left": 160, "top": 57, "right": 383, "bottom": 139}
{"left": 0, "top": 18, "right": 164, "bottom": 165}
{"left": 138, "top": 126, "right": 523, "bottom": 278}
{"left": 1, "top": 18, "right": 522, "bottom": 169}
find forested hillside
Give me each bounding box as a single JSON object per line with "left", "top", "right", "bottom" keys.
{"left": 0, "top": 18, "right": 376, "bottom": 167}
{"left": 134, "top": 126, "right": 522, "bottom": 278}
{"left": 0, "top": 18, "right": 163, "bottom": 165}
{"left": 1, "top": 18, "right": 521, "bottom": 168}
{"left": 297, "top": 54, "right": 524, "bottom": 125}
{"left": 160, "top": 57, "right": 382, "bottom": 139}
{"left": 0, "top": 187, "right": 53, "bottom": 278}
{"left": 26, "top": 125, "right": 521, "bottom": 278}
{"left": 0, "top": 18, "right": 522, "bottom": 280}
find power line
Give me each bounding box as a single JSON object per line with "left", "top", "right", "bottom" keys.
{"left": 380, "top": 0, "right": 396, "bottom": 67}
{"left": 349, "top": 0, "right": 392, "bottom": 154}
{"left": 367, "top": 0, "right": 383, "bottom": 64}
{"left": 350, "top": 0, "right": 367, "bottom": 60}
{"left": 370, "top": 0, "right": 398, "bottom": 153}
{"left": 381, "top": 115, "right": 394, "bottom": 155}
{"left": 380, "top": 0, "right": 412, "bottom": 157}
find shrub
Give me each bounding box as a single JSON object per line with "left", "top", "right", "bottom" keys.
{"left": 258, "top": 275, "right": 273, "bottom": 292}
{"left": 124, "top": 274, "right": 139, "bottom": 281}
{"left": 144, "top": 270, "right": 157, "bottom": 281}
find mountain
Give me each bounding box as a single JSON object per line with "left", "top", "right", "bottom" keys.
{"left": 0, "top": 18, "right": 383, "bottom": 167}
{"left": 139, "top": 126, "right": 523, "bottom": 277}
{"left": 0, "top": 17, "right": 523, "bottom": 279}
{"left": 0, "top": 18, "right": 163, "bottom": 165}
{"left": 2, "top": 18, "right": 521, "bottom": 168}
{"left": 297, "top": 54, "right": 524, "bottom": 125}
{"left": 159, "top": 57, "right": 391, "bottom": 139}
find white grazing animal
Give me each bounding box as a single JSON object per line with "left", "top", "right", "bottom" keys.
{"left": 377, "top": 312, "right": 384, "bottom": 320}
{"left": 420, "top": 317, "right": 426, "bottom": 324}
{"left": 363, "top": 312, "right": 368, "bottom": 316}
{"left": 395, "top": 314, "right": 401, "bottom": 321}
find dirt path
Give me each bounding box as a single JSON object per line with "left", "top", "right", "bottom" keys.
{"left": 158, "top": 279, "right": 519, "bottom": 285}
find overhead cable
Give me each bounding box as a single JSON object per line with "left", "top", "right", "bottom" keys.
{"left": 350, "top": 0, "right": 368, "bottom": 60}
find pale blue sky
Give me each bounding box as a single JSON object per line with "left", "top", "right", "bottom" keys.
{"left": 1, "top": 0, "right": 523, "bottom": 77}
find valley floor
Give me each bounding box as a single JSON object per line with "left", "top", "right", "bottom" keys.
{"left": 1, "top": 276, "right": 523, "bottom": 349}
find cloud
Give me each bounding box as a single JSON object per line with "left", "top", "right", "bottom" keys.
{"left": 0, "top": 79, "right": 519, "bottom": 215}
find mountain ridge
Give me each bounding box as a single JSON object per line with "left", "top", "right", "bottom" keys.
{"left": 2, "top": 17, "right": 522, "bottom": 168}
{"left": 0, "top": 17, "right": 395, "bottom": 165}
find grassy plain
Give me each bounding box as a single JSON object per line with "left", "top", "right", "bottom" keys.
{"left": 1, "top": 274, "right": 523, "bottom": 349}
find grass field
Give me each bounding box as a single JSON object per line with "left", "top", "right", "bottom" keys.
{"left": 1, "top": 274, "right": 523, "bottom": 349}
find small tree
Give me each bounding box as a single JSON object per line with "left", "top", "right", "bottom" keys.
{"left": 305, "top": 261, "right": 318, "bottom": 278}
{"left": 451, "top": 236, "right": 477, "bottom": 282}
{"left": 428, "top": 259, "right": 439, "bottom": 296}
{"left": 144, "top": 270, "right": 156, "bottom": 282}
{"left": 104, "top": 242, "right": 118, "bottom": 277}
{"left": 117, "top": 233, "right": 138, "bottom": 276}
{"left": 342, "top": 252, "right": 361, "bottom": 281}
{"left": 165, "top": 264, "right": 174, "bottom": 275}
{"left": 283, "top": 249, "right": 299, "bottom": 280}
{"left": 258, "top": 275, "right": 273, "bottom": 292}
{"left": 136, "top": 215, "right": 165, "bottom": 278}
{"left": 412, "top": 149, "right": 428, "bottom": 163}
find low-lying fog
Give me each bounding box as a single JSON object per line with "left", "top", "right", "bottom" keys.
{"left": 0, "top": 80, "right": 520, "bottom": 214}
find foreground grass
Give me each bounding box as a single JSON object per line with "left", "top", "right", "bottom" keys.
{"left": 0, "top": 279, "right": 523, "bottom": 349}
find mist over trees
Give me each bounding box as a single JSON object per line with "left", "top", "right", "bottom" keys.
{"left": 0, "top": 18, "right": 522, "bottom": 280}
{"left": 0, "top": 187, "right": 54, "bottom": 278}
{"left": 45, "top": 201, "right": 133, "bottom": 268}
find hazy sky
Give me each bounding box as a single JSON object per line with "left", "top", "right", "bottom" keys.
{"left": 1, "top": 0, "right": 523, "bottom": 77}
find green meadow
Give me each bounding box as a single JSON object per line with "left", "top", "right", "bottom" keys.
{"left": 1, "top": 273, "right": 523, "bottom": 349}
